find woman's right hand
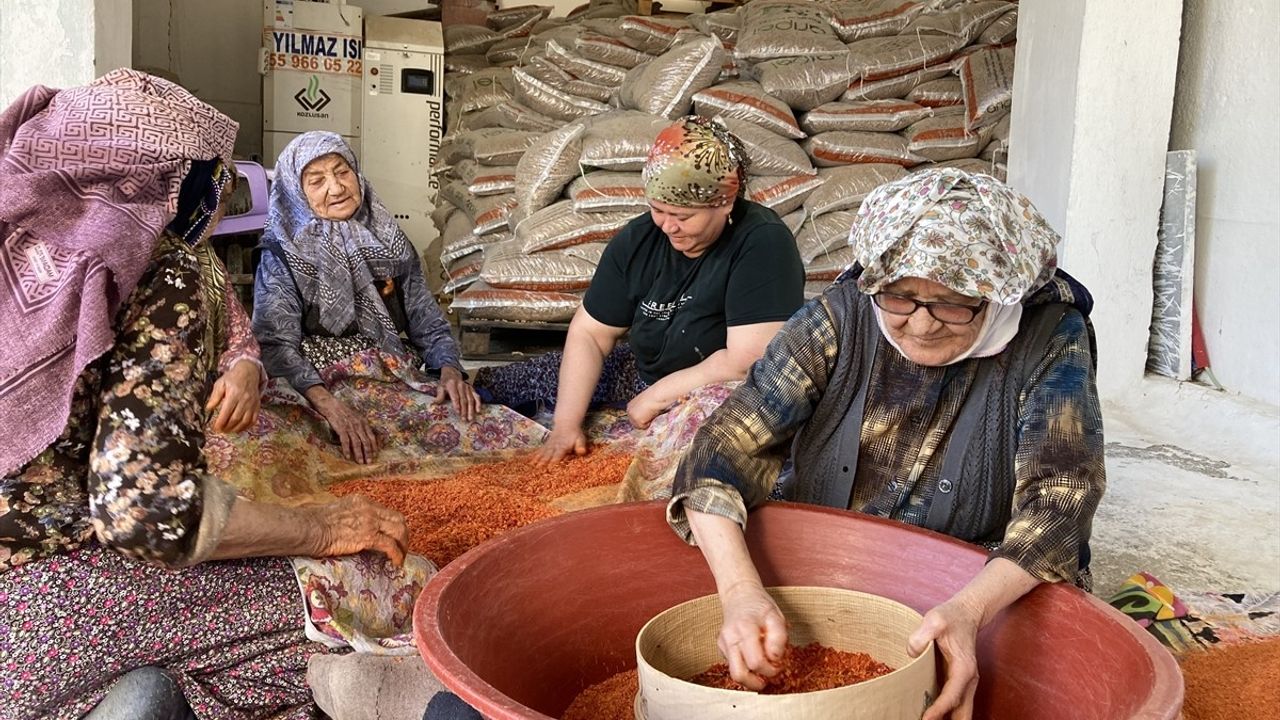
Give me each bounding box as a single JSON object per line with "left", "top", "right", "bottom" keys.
{"left": 718, "top": 581, "right": 789, "bottom": 690}
{"left": 307, "top": 387, "right": 380, "bottom": 464}
{"left": 308, "top": 495, "right": 409, "bottom": 566}
{"left": 533, "top": 425, "right": 589, "bottom": 465}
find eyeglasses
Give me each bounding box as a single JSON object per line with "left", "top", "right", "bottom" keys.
{"left": 872, "top": 292, "right": 987, "bottom": 325}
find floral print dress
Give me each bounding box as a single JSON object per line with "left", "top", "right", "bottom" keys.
{"left": 0, "top": 247, "right": 324, "bottom": 720}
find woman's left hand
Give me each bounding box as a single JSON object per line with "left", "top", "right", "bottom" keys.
{"left": 435, "top": 365, "right": 482, "bottom": 422}
{"left": 908, "top": 597, "right": 983, "bottom": 720}
{"left": 206, "top": 359, "right": 261, "bottom": 434}
{"left": 626, "top": 388, "right": 668, "bottom": 430}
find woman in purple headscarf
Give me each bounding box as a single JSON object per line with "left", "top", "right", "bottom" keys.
{"left": 0, "top": 71, "right": 410, "bottom": 719}
{"left": 253, "top": 131, "right": 480, "bottom": 465}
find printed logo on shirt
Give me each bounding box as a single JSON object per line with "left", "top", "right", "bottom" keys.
{"left": 640, "top": 294, "right": 693, "bottom": 321}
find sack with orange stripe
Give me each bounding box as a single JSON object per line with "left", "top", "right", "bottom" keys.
{"left": 902, "top": 108, "right": 995, "bottom": 163}
{"left": 692, "top": 80, "right": 803, "bottom": 139}
{"left": 568, "top": 172, "right": 648, "bottom": 214}
{"left": 745, "top": 174, "right": 824, "bottom": 215}
{"left": 801, "top": 100, "right": 933, "bottom": 134}
{"left": 803, "top": 131, "right": 926, "bottom": 168}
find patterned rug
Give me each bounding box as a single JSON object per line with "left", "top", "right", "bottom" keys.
{"left": 1108, "top": 572, "right": 1280, "bottom": 656}
{"left": 202, "top": 351, "right": 728, "bottom": 654}
{"left": 206, "top": 349, "right": 550, "bottom": 504}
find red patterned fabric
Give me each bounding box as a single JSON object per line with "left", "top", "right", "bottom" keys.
{"left": 0, "top": 69, "right": 237, "bottom": 476}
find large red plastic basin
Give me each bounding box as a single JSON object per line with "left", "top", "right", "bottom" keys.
{"left": 414, "top": 501, "right": 1182, "bottom": 719}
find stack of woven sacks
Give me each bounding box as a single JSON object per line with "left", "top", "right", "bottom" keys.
{"left": 433, "top": 0, "right": 1018, "bottom": 319}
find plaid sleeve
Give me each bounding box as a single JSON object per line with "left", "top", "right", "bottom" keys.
{"left": 667, "top": 296, "right": 840, "bottom": 544}
{"left": 991, "top": 310, "right": 1106, "bottom": 583}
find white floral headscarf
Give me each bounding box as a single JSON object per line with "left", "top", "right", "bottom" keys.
{"left": 848, "top": 168, "right": 1060, "bottom": 305}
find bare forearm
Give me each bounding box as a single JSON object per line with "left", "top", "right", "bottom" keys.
{"left": 644, "top": 349, "right": 744, "bottom": 408}
{"left": 550, "top": 329, "right": 614, "bottom": 431}
{"left": 304, "top": 384, "right": 336, "bottom": 410}
{"left": 688, "top": 509, "right": 764, "bottom": 596}
{"left": 950, "top": 557, "right": 1042, "bottom": 626}
{"left": 645, "top": 321, "right": 783, "bottom": 409}
{"left": 209, "top": 497, "right": 321, "bottom": 560}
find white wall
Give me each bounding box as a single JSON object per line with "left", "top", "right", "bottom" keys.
{"left": 1170, "top": 1, "right": 1280, "bottom": 408}
{"left": 95, "top": 0, "right": 134, "bottom": 77}
{"left": 0, "top": 0, "right": 99, "bottom": 107}
{"left": 1006, "top": 2, "right": 1083, "bottom": 237}
{"left": 1010, "top": 1, "right": 1184, "bottom": 401}
{"left": 133, "top": 0, "right": 264, "bottom": 158}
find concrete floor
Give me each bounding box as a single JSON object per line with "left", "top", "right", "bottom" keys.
{"left": 1089, "top": 381, "right": 1280, "bottom": 597}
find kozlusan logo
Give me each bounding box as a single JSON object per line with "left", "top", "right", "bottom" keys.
{"left": 294, "top": 76, "right": 331, "bottom": 117}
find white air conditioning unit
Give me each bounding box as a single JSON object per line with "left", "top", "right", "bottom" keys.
{"left": 361, "top": 14, "right": 445, "bottom": 288}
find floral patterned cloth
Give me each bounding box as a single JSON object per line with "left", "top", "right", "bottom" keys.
{"left": 300, "top": 334, "right": 377, "bottom": 372}
{"left": 291, "top": 553, "right": 437, "bottom": 655}
{"left": 0, "top": 544, "right": 324, "bottom": 720}
{"left": 0, "top": 246, "right": 333, "bottom": 719}
{"left": 473, "top": 344, "right": 648, "bottom": 417}
{"left": 619, "top": 382, "right": 739, "bottom": 502}
{"left": 218, "top": 263, "right": 267, "bottom": 381}
{"left": 205, "top": 348, "right": 550, "bottom": 505}
{"left": 581, "top": 409, "right": 640, "bottom": 451}
{"left": 207, "top": 348, "right": 627, "bottom": 663}
{"left": 848, "top": 168, "right": 1060, "bottom": 305}
{"left": 1, "top": 249, "right": 235, "bottom": 573}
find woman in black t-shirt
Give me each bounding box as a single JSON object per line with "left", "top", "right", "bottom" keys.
{"left": 475, "top": 116, "right": 805, "bottom": 464}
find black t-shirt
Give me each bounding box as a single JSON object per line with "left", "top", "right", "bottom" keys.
{"left": 583, "top": 199, "right": 805, "bottom": 384}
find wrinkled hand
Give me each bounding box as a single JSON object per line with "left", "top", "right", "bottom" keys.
{"left": 315, "top": 395, "right": 381, "bottom": 464}
{"left": 717, "top": 581, "right": 789, "bottom": 690}
{"left": 308, "top": 495, "right": 409, "bottom": 566}
{"left": 434, "top": 365, "right": 481, "bottom": 422}
{"left": 533, "top": 425, "right": 589, "bottom": 466}
{"left": 626, "top": 388, "right": 668, "bottom": 430}
{"left": 909, "top": 599, "right": 982, "bottom": 720}
{"left": 206, "top": 359, "right": 261, "bottom": 434}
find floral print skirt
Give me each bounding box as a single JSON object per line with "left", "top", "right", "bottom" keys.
{"left": 618, "top": 381, "right": 739, "bottom": 502}
{"left": 0, "top": 544, "right": 327, "bottom": 720}
{"left": 473, "top": 344, "right": 648, "bottom": 415}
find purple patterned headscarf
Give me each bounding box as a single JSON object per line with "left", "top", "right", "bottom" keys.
{"left": 0, "top": 69, "right": 238, "bottom": 476}
{"left": 263, "top": 131, "right": 416, "bottom": 350}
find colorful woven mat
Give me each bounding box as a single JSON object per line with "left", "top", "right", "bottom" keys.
{"left": 1109, "top": 572, "right": 1280, "bottom": 655}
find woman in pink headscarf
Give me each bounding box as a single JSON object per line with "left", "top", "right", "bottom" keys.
{"left": 0, "top": 71, "right": 410, "bottom": 719}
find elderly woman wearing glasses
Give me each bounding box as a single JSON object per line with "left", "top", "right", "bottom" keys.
{"left": 666, "top": 169, "right": 1105, "bottom": 720}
